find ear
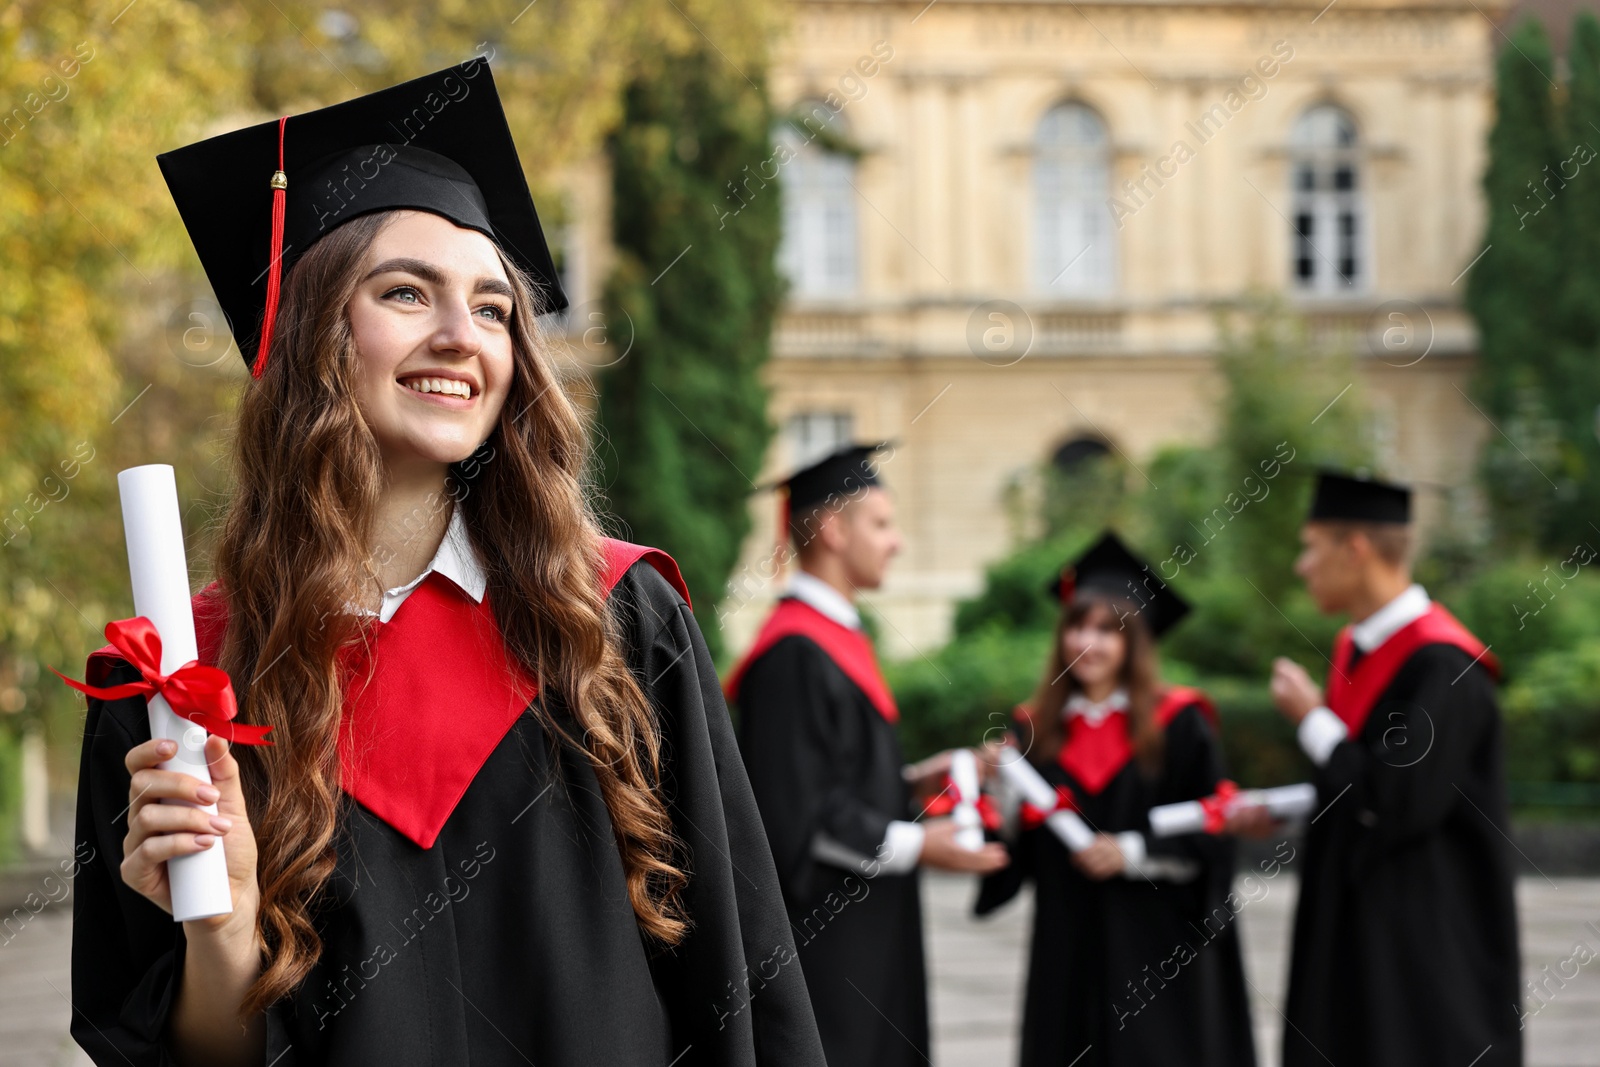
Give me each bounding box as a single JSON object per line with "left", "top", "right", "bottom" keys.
{"left": 814, "top": 504, "right": 847, "bottom": 554}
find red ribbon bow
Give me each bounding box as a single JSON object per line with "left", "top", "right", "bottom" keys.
{"left": 1020, "top": 784, "right": 1078, "bottom": 830}
{"left": 51, "top": 616, "right": 273, "bottom": 746}
{"left": 1198, "top": 779, "right": 1241, "bottom": 834}
{"left": 920, "top": 774, "right": 1003, "bottom": 832}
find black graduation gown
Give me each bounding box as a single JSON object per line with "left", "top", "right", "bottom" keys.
{"left": 732, "top": 633, "right": 930, "bottom": 1067}
{"left": 1283, "top": 645, "right": 1522, "bottom": 1067}
{"left": 69, "top": 562, "right": 827, "bottom": 1067}
{"left": 975, "top": 702, "right": 1257, "bottom": 1067}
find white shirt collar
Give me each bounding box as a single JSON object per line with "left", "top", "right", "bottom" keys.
{"left": 785, "top": 570, "right": 861, "bottom": 630}
{"left": 352, "top": 504, "right": 487, "bottom": 623}
{"left": 1063, "top": 687, "right": 1129, "bottom": 726}
{"left": 1350, "top": 583, "right": 1430, "bottom": 652}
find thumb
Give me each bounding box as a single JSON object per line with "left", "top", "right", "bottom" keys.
{"left": 203, "top": 735, "right": 249, "bottom": 817}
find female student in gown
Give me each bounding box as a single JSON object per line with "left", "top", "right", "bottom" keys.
{"left": 66, "top": 62, "right": 825, "bottom": 1067}
{"left": 975, "top": 533, "right": 1255, "bottom": 1067}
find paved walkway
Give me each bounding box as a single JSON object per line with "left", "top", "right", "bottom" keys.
{"left": 7, "top": 874, "right": 1598, "bottom": 1065}
{"left": 925, "top": 872, "right": 1600, "bottom": 1067}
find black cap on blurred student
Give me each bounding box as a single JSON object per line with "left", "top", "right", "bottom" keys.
{"left": 772, "top": 442, "right": 891, "bottom": 545}
{"left": 1307, "top": 469, "right": 1411, "bottom": 524}
{"left": 157, "top": 60, "right": 568, "bottom": 380}
{"left": 780, "top": 443, "right": 890, "bottom": 512}
{"left": 1045, "top": 530, "right": 1191, "bottom": 638}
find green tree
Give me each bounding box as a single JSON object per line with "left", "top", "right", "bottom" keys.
{"left": 595, "top": 47, "right": 785, "bottom": 657}
{"left": 1546, "top": 12, "right": 1600, "bottom": 549}
{"left": 1465, "top": 18, "right": 1569, "bottom": 550}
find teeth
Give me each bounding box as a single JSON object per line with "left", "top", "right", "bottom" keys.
{"left": 402, "top": 377, "right": 472, "bottom": 399}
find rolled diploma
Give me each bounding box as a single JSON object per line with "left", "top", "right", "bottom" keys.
{"left": 1148, "top": 783, "right": 1319, "bottom": 837}
{"left": 995, "top": 746, "right": 1095, "bottom": 852}
{"left": 120, "top": 464, "right": 233, "bottom": 922}
{"left": 948, "top": 749, "right": 984, "bottom": 851}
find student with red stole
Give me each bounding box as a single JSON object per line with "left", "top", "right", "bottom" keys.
{"left": 727, "top": 443, "right": 1007, "bottom": 1067}
{"left": 65, "top": 64, "right": 825, "bottom": 1067}
{"left": 975, "top": 532, "right": 1256, "bottom": 1067}
{"left": 1257, "top": 470, "right": 1521, "bottom": 1066}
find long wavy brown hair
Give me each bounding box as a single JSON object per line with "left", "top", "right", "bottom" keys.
{"left": 1019, "top": 592, "right": 1165, "bottom": 776}
{"left": 210, "top": 210, "right": 688, "bottom": 1014}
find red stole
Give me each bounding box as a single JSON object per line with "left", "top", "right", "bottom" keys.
{"left": 1324, "top": 602, "right": 1498, "bottom": 737}
{"left": 85, "top": 539, "right": 689, "bottom": 850}
{"left": 725, "top": 597, "right": 899, "bottom": 724}
{"left": 1058, "top": 686, "right": 1214, "bottom": 795}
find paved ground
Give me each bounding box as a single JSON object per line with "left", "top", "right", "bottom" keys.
{"left": 925, "top": 872, "right": 1600, "bottom": 1067}
{"left": 7, "top": 873, "right": 1598, "bottom": 1065}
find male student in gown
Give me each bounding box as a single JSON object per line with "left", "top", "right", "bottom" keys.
{"left": 1254, "top": 471, "right": 1521, "bottom": 1066}
{"left": 727, "top": 443, "right": 1008, "bottom": 1067}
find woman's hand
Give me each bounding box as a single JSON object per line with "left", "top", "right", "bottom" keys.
{"left": 122, "top": 734, "right": 260, "bottom": 935}
{"left": 1071, "top": 833, "right": 1126, "bottom": 880}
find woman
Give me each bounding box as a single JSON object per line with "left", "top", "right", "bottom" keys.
{"left": 976, "top": 532, "right": 1255, "bottom": 1067}
{"left": 68, "top": 63, "right": 825, "bottom": 1067}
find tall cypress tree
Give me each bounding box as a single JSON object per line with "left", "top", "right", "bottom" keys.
{"left": 595, "top": 48, "right": 784, "bottom": 658}
{"left": 1547, "top": 12, "right": 1600, "bottom": 546}
{"left": 1465, "top": 17, "right": 1566, "bottom": 550}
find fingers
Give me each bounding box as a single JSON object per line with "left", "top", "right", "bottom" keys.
{"left": 125, "top": 737, "right": 177, "bottom": 776}
{"left": 126, "top": 789, "right": 232, "bottom": 856}
{"left": 123, "top": 825, "right": 220, "bottom": 872}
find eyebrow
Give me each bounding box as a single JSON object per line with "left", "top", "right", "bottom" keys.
{"left": 364, "top": 257, "right": 515, "bottom": 300}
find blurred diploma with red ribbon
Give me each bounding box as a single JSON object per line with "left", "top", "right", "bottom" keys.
{"left": 995, "top": 743, "right": 1097, "bottom": 852}
{"left": 50, "top": 465, "right": 271, "bottom": 922}
{"left": 1148, "top": 781, "right": 1317, "bottom": 837}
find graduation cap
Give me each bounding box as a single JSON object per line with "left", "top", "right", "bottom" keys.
{"left": 1045, "top": 531, "right": 1191, "bottom": 638}
{"left": 771, "top": 442, "right": 890, "bottom": 546}
{"left": 157, "top": 60, "right": 568, "bottom": 380}
{"left": 1307, "top": 469, "right": 1411, "bottom": 524}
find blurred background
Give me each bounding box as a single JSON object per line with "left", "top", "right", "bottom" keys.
{"left": 3, "top": 0, "right": 1600, "bottom": 1063}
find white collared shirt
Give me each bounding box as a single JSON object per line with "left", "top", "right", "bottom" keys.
{"left": 347, "top": 504, "right": 487, "bottom": 623}
{"left": 786, "top": 569, "right": 862, "bottom": 629}
{"left": 1298, "top": 583, "right": 1432, "bottom": 766}
{"left": 1063, "top": 687, "right": 1129, "bottom": 726}
{"left": 1350, "top": 583, "right": 1431, "bottom": 652}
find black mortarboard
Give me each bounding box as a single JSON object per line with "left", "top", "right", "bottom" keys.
{"left": 157, "top": 60, "right": 567, "bottom": 380}
{"left": 779, "top": 442, "right": 890, "bottom": 513}
{"left": 1308, "top": 469, "right": 1411, "bottom": 524}
{"left": 1045, "top": 531, "right": 1191, "bottom": 638}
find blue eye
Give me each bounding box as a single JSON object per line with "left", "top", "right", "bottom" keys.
{"left": 477, "top": 305, "right": 508, "bottom": 323}
{"left": 383, "top": 286, "right": 421, "bottom": 303}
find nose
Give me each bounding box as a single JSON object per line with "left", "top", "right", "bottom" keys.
{"left": 429, "top": 295, "right": 484, "bottom": 359}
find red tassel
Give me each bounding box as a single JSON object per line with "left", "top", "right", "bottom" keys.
{"left": 1058, "top": 567, "right": 1076, "bottom": 604}
{"left": 769, "top": 487, "right": 791, "bottom": 570}
{"left": 251, "top": 115, "right": 290, "bottom": 380}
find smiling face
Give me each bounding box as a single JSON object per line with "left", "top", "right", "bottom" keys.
{"left": 346, "top": 211, "right": 517, "bottom": 477}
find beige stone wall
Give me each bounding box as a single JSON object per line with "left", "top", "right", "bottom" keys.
{"left": 672, "top": 0, "right": 1509, "bottom": 658}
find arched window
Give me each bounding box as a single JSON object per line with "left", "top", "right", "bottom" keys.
{"left": 1033, "top": 102, "right": 1116, "bottom": 296}
{"left": 777, "top": 105, "right": 858, "bottom": 298}
{"left": 1289, "top": 105, "right": 1364, "bottom": 293}
{"left": 1051, "top": 436, "right": 1111, "bottom": 473}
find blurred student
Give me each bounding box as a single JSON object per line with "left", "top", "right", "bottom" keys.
{"left": 976, "top": 532, "right": 1255, "bottom": 1067}
{"left": 727, "top": 443, "right": 1008, "bottom": 1067}
{"left": 1257, "top": 470, "right": 1520, "bottom": 1066}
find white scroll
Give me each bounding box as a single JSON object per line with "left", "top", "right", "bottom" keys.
{"left": 1148, "top": 783, "right": 1318, "bottom": 838}
{"left": 948, "top": 748, "right": 985, "bottom": 852}
{"left": 119, "top": 464, "right": 233, "bottom": 922}
{"left": 994, "top": 745, "right": 1096, "bottom": 852}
